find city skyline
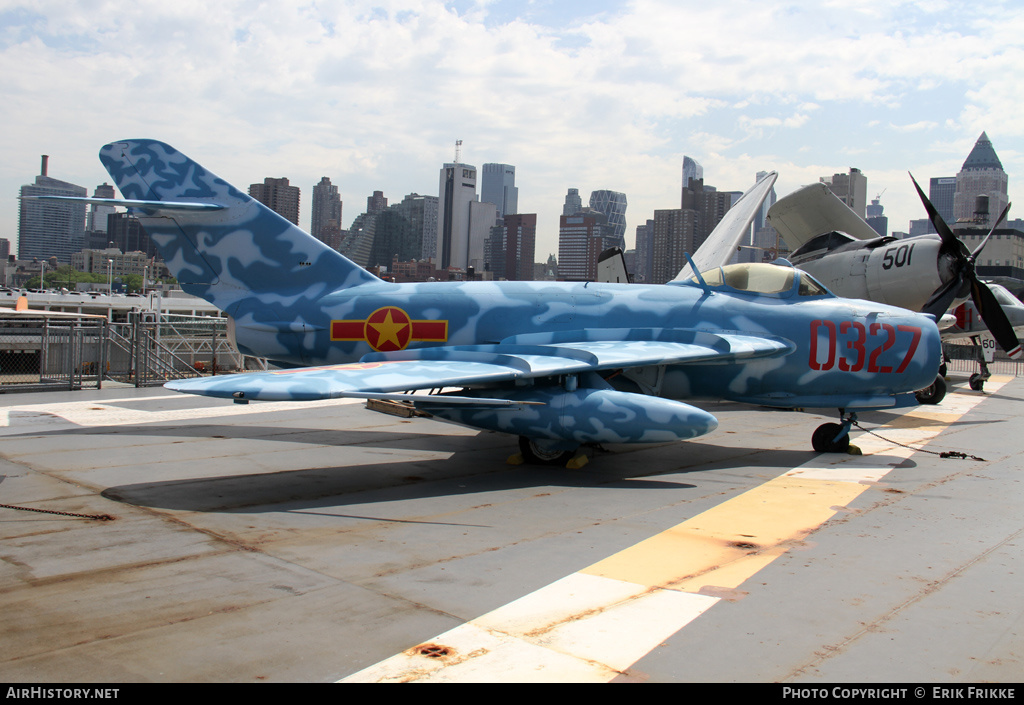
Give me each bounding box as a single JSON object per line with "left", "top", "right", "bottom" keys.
{"left": 2, "top": 1, "right": 1022, "bottom": 263}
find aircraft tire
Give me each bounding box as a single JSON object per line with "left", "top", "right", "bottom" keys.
{"left": 812, "top": 423, "right": 850, "bottom": 453}
{"left": 518, "top": 436, "right": 577, "bottom": 466}
{"left": 969, "top": 374, "right": 986, "bottom": 392}
{"left": 915, "top": 375, "right": 946, "bottom": 405}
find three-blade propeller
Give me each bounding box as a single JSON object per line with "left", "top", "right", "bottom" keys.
{"left": 910, "top": 173, "right": 1020, "bottom": 358}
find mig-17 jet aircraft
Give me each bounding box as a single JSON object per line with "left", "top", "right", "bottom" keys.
{"left": 32, "top": 140, "right": 941, "bottom": 461}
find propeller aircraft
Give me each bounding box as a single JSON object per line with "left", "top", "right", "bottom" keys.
{"left": 767, "top": 177, "right": 1020, "bottom": 394}
{"left": 29, "top": 140, "right": 942, "bottom": 461}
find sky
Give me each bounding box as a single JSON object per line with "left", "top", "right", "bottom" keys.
{"left": 2, "top": 0, "right": 1023, "bottom": 263}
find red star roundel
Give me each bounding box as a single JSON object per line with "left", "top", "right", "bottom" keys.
{"left": 331, "top": 307, "right": 448, "bottom": 352}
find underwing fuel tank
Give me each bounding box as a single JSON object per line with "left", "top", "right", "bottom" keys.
{"left": 417, "top": 387, "right": 718, "bottom": 444}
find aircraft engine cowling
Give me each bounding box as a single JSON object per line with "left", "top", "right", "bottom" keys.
{"left": 416, "top": 387, "right": 718, "bottom": 445}
{"left": 863, "top": 238, "right": 945, "bottom": 310}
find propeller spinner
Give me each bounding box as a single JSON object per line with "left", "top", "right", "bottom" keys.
{"left": 910, "top": 173, "right": 1020, "bottom": 358}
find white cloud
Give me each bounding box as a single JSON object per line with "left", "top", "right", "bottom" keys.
{"left": 1, "top": 0, "right": 1022, "bottom": 257}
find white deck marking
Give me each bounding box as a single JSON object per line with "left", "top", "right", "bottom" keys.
{"left": 0, "top": 395, "right": 361, "bottom": 430}
{"left": 340, "top": 378, "right": 1008, "bottom": 682}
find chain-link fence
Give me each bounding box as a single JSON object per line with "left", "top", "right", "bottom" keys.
{"left": 0, "top": 316, "right": 106, "bottom": 391}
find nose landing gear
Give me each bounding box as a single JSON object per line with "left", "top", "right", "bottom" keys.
{"left": 812, "top": 410, "right": 857, "bottom": 453}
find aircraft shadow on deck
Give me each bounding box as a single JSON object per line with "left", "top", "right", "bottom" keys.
{"left": 83, "top": 422, "right": 815, "bottom": 514}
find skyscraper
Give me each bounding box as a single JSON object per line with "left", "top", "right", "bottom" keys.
{"left": 367, "top": 190, "right": 388, "bottom": 214}
{"left": 558, "top": 210, "right": 618, "bottom": 281}
{"left": 928, "top": 177, "right": 957, "bottom": 232}
{"left": 589, "top": 190, "right": 627, "bottom": 249}
{"left": 819, "top": 168, "right": 867, "bottom": 218}
{"left": 437, "top": 161, "right": 494, "bottom": 271}
{"left": 486, "top": 213, "right": 536, "bottom": 281}
{"left": 249, "top": 177, "right": 300, "bottom": 225}
{"left": 953, "top": 132, "right": 1008, "bottom": 229}
{"left": 650, "top": 208, "right": 699, "bottom": 285}
{"left": 682, "top": 156, "right": 704, "bottom": 192}
{"left": 562, "top": 188, "right": 582, "bottom": 217}
{"left": 866, "top": 197, "right": 888, "bottom": 237}
{"left": 310, "top": 177, "right": 342, "bottom": 244}
{"left": 481, "top": 164, "right": 518, "bottom": 219}
{"left": 634, "top": 219, "right": 655, "bottom": 283}
{"left": 18, "top": 155, "right": 87, "bottom": 263}
{"left": 86, "top": 183, "right": 116, "bottom": 234}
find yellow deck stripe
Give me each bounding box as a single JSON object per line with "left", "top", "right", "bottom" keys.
{"left": 341, "top": 378, "right": 1008, "bottom": 682}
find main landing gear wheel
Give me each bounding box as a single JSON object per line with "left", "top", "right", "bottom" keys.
{"left": 518, "top": 436, "right": 577, "bottom": 466}
{"left": 915, "top": 375, "right": 946, "bottom": 405}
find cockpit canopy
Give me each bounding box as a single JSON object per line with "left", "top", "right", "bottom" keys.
{"left": 789, "top": 230, "right": 898, "bottom": 266}
{"left": 686, "top": 262, "right": 830, "bottom": 298}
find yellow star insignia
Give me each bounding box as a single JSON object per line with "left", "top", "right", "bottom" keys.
{"left": 368, "top": 310, "right": 409, "bottom": 350}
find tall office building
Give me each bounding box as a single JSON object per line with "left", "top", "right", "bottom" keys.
{"left": 866, "top": 197, "right": 888, "bottom": 237}
{"left": 486, "top": 213, "right": 536, "bottom": 281}
{"left": 589, "top": 190, "right": 628, "bottom": 249}
{"left": 371, "top": 193, "right": 438, "bottom": 269}
{"left": 481, "top": 164, "right": 518, "bottom": 219}
{"left": 339, "top": 211, "right": 378, "bottom": 267}
{"left": 249, "top": 177, "right": 300, "bottom": 225}
{"left": 558, "top": 210, "right": 618, "bottom": 281}
{"left": 562, "top": 188, "right": 582, "bottom": 217}
{"left": 681, "top": 177, "right": 734, "bottom": 255}
{"left": 380, "top": 193, "right": 438, "bottom": 263}
{"left": 650, "top": 208, "right": 699, "bottom": 285}
{"left": 367, "top": 190, "right": 388, "bottom": 214}
{"left": 820, "top": 168, "right": 867, "bottom": 219}
{"left": 682, "top": 156, "right": 704, "bottom": 193}
{"left": 437, "top": 161, "right": 495, "bottom": 271}
{"left": 310, "top": 177, "right": 342, "bottom": 244}
{"left": 86, "top": 183, "right": 116, "bottom": 233}
{"left": 107, "top": 212, "right": 157, "bottom": 258}
{"left": 634, "top": 219, "right": 655, "bottom": 283}
{"left": 953, "top": 132, "right": 1008, "bottom": 229}
{"left": 369, "top": 208, "right": 422, "bottom": 269}
{"left": 18, "top": 155, "right": 87, "bottom": 263}
{"left": 928, "top": 177, "right": 957, "bottom": 232}
{"left": 397, "top": 193, "right": 440, "bottom": 262}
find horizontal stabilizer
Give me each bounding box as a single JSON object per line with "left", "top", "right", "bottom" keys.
{"left": 21, "top": 195, "right": 225, "bottom": 212}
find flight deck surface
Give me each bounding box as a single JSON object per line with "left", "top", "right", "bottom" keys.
{"left": 1, "top": 374, "right": 1021, "bottom": 683}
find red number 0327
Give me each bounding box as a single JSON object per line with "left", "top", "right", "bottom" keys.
{"left": 808, "top": 320, "right": 921, "bottom": 374}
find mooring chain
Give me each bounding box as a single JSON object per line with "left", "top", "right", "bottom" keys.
{"left": 0, "top": 503, "right": 114, "bottom": 521}
{"left": 851, "top": 420, "right": 986, "bottom": 462}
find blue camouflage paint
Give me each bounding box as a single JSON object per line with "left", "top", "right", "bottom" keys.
{"left": 99, "top": 139, "right": 941, "bottom": 450}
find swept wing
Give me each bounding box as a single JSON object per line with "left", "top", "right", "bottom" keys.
{"left": 168, "top": 328, "right": 793, "bottom": 402}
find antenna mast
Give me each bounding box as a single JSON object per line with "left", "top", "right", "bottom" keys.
{"left": 454, "top": 139, "right": 462, "bottom": 164}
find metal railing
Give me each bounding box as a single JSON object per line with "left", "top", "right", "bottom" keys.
{"left": 1, "top": 312, "right": 262, "bottom": 393}
{"left": 106, "top": 313, "right": 246, "bottom": 387}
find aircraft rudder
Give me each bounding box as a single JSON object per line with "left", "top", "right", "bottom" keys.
{"left": 98, "top": 139, "right": 382, "bottom": 311}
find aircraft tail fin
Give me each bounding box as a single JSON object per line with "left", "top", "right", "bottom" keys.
{"left": 596, "top": 247, "right": 631, "bottom": 283}
{"left": 97, "top": 139, "right": 382, "bottom": 315}
{"left": 673, "top": 171, "right": 777, "bottom": 282}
